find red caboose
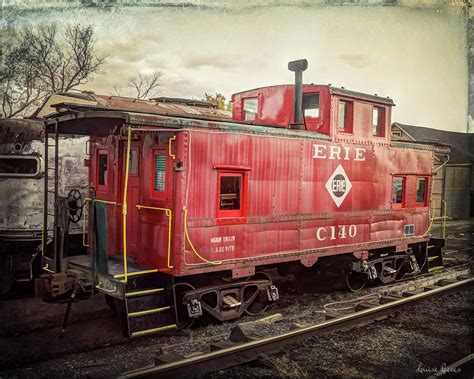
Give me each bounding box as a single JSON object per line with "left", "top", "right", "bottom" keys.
{"left": 40, "top": 60, "right": 443, "bottom": 338}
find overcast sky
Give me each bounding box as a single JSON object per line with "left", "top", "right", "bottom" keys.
{"left": 6, "top": 3, "right": 468, "bottom": 132}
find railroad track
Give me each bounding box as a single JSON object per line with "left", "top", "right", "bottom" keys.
{"left": 121, "top": 269, "right": 473, "bottom": 378}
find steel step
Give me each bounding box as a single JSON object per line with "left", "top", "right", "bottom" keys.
{"left": 126, "top": 288, "right": 164, "bottom": 298}
{"left": 123, "top": 274, "right": 178, "bottom": 339}
{"left": 130, "top": 324, "right": 177, "bottom": 338}
{"left": 128, "top": 306, "right": 171, "bottom": 318}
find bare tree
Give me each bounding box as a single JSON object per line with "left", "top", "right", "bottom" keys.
{"left": 0, "top": 23, "right": 106, "bottom": 118}
{"left": 112, "top": 70, "right": 162, "bottom": 100}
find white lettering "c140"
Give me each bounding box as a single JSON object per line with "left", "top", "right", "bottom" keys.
{"left": 316, "top": 225, "right": 357, "bottom": 241}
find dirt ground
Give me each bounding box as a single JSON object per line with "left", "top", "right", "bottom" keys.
{"left": 0, "top": 219, "right": 473, "bottom": 378}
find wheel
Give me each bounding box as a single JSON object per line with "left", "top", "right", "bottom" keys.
{"left": 67, "top": 189, "right": 83, "bottom": 223}
{"left": 174, "top": 282, "right": 196, "bottom": 330}
{"left": 345, "top": 272, "right": 367, "bottom": 292}
{"left": 245, "top": 271, "right": 271, "bottom": 316}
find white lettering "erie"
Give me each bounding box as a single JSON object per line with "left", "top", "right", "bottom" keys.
{"left": 313, "top": 144, "right": 366, "bottom": 161}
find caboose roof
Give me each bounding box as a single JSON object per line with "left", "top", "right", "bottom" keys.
{"left": 232, "top": 84, "right": 395, "bottom": 106}
{"left": 44, "top": 109, "right": 330, "bottom": 141}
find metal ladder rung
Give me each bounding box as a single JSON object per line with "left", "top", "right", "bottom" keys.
{"left": 126, "top": 288, "right": 164, "bottom": 297}
{"left": 130, "top": 324, "right": 177, "bottom": 337}
{"left": 128, "top": 306, "right": 171, "bottom": 318}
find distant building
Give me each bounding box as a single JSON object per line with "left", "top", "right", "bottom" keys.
{"left": 391, "top": 122, "right": 474, "bottom": 219}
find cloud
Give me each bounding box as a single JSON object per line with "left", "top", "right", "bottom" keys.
{"left": 7, "top": 4, "right": 466, "bottom": 132}
{"left": 337, "top": 54, "right": 374, "bottom": 69}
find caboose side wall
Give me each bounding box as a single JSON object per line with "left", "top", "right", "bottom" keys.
{"left": 178, "top": 128, "right": 432, "bottom": 276}
{"left": 86, "top": 121, "right": 432, "bottom": 277}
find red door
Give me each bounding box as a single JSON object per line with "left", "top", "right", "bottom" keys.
{"left": 118, "top": 142, "right": 141, "bottom": 257}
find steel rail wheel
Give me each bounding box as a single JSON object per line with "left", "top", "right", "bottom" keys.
{"left": 345, "top": 272, "right": 368, "bottom": 292}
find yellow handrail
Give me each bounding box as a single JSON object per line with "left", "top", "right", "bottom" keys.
{"left": 168, "top": 135, "right": 176, "bottom": 160}
{"left": 427, "top": 199, "right": 448, "bottom": 238}
{"left": 183, "top": 206, "right": 222, "bottom": 265}
{"left": 136, "top": 205, "right": 174, "bottom": 269}
{"left": 121, "top": 126, "right": 132, "bottom": 283}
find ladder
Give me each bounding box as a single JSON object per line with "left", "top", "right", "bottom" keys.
{"left": 427, "top": 238, "right": 444, "bottom": 272}
{"left": 42, "top": 123, "right": 60, "bottom": 272}
{"left": 123, "top": 273, "right": 178, "bottom": 338}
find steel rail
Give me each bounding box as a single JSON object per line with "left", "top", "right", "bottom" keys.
{"left": 121, "top": 276, "right": 473, "bottom": 378}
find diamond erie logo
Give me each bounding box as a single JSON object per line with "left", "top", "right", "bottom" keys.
{"left": 325, "top": 164, "right": 352, "bottom": 208}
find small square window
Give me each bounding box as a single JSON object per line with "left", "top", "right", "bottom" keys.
{"left": 216, "top": 171, "right": 246, "bottom": 222}
{"left": 303, "top": 93, "right": 320, "bottom": 118}
{"left": 220, "top": 175, "right": 241, "bottom": 210}
{"left": 128, "top": 149, "right": 138, "bottom": 175}
{"left": 98, "top": 153, "right": 108, "bottom": 186}
{"left": 243, "top": 98, "right": 258, "bottom": 121}
{"left": 372, "top": 106, "right": 385, "bottom": 137}
{"left": 416, "top": 178, "right": 427, "bottom": 203}
{"left": 392, "top": 177, "right": 404, "bottom": 205}
{"left": 337, "top": 100, "right": 352, "bottom": 132}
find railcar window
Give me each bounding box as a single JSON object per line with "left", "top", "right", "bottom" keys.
{"left": 243, "top": 98, "right": 258, "bottom": 121}
{"left": 154, "top": 155, "right": 166, "bottom": 191}
{"left": 303, "top": 93, "right": 320, "bottom": 118}
{"left": 416, "top": 178, "right": 427, "bottom": 203}
{"left": 219, "top": 175, "right": 241, "bottom": 210}
{"left": 98, "top": 153, "right": 108, "bottom": 186}
{"left": 337, "top": 100, "right": 352, "bottom": 132}
{"left": 129, "top": 149, "right": 138, "bottom": 174}
{"left": 372, "top": 107, "right": 384, "bottom": 137}
{"left": 0, "top": 156, "right": 39, "bottom": 177}
{"left": 392, "top": 177, "right": 404, "bottom": 204}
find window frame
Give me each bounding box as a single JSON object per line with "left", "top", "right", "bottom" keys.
{"left": 391, "top": 176, "right": 405, "bottom": 208}
{"left": 302, "top": 92, "right": 320, "bottom": 119}
{"left": 242, "top": 97, "right": 259, "bottom": 121}
{"left": 127, "top": 147, "right": 140, "bottom": 177}
{"left": 372, "top": 106, "right": 385, "bottom": 137}
{"left": 216, "top": 170, "right": 248, "bottom": 223}
{"left": 0, "top": 155, "right": 40, "bottom": 178}
{"left": 415, "top": 177, "right": 428, "bottom": 206}
{"left": 150, "top": 149, "right": 169, "bottom": 200}
{"left": 96, "top": 149, "right": 109, "bottom": 192}
{"left": 337, "top": 99, "right": 353, "bottom": 134}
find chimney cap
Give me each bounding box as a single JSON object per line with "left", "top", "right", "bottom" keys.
{"left": 288, "top": 59, "right": 308, "bottom": 72}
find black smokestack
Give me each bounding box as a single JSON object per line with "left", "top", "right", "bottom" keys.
{"left": 288, "top": 59, "right": 308, "bottom": 130}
